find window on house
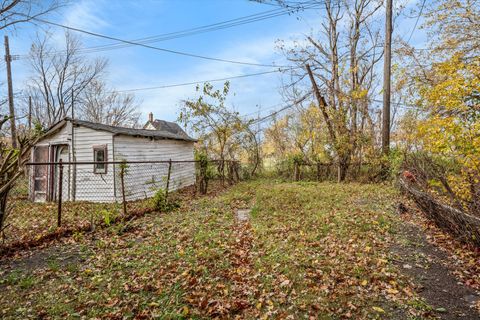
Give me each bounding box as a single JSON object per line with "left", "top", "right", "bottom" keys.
{"left": 93, "top": 145, "right": 107, "bottom": 174}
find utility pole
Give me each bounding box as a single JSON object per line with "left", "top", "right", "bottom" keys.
{"left": 28, "top": 96, "right": 32, "bottom": 131}
{"left": 4, "top": 36, "right": 17, "bottom": 148}
{"left": 382, "top": 0, "right": 392, "bottom": 155}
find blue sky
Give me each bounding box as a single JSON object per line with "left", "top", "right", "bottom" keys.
{"left": 2, "top": 0, "right": 426, "bottom": 124}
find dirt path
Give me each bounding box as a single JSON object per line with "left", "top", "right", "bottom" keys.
{"left": 392, "top": 220, "right": 480, "bottom": 319}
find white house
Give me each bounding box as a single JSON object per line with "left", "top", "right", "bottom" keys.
{"left": 30, "top": 115, "right": 196, "bottom": 203}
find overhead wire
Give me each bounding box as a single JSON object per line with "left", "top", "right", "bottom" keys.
{"left": 21, "top": 14, "right": 293, "bottom": 68}
{"left": 240, "top": 102, "right": 284, "bottom": 119}
{"left": 247, "top": 92, "right": 311, "bottom": 125}
{"left": 15, "top": 1, "right": 422, "bottom": 125}
{"left": 18, "top": 1, "right": 321, "bottom": 63}
{"left": 406, "top": 0, "right": 426, "bottom": 44}
{"left": 59, "top": 2, "right": 321, "bottom": 57}
{"left": 115, "top": 67, "right": 298, "bottom": 93}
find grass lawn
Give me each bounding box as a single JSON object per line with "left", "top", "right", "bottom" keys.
{"left": 0, "top": 179, "right": 429, "bottom": 319}
{"left": 4, "top": 197, "right": 152, "bottom": 246}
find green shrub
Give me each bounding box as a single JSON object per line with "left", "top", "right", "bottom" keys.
{"left": 387, "top": 147, "right": 405, "bottom": 180}
{"left": 151, "top": 188, "right": 179, "bottom": 212}
{"left": 195, "top": 150, "right": 215, "bottom": 194}
{"left": 98, "top": 209, "right": 117, "bottom": 226}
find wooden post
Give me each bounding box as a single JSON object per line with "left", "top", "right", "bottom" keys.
{"left": 294, "top": 162, "right": 299, "bottom": 181}
{"left": 71, "top": 98, "right": 76, "bottom": 201}
{"left": 234, "top": 161, "right": 240, "bottom": 182}
{"left": 316, "top": 162, "right": 321, "bottom": 181}
{"left": 221, "top": 160, "right": 225, "bottom": 186}
{"left": 4, "top": 36, "right": 17, "bottom": 148}
{"left": 57, "top": 159, "right": 63, "bottom": 228}
{"left": 199, "top": 159, "right": 208, "bottom": 195}
{"left": 165, "top": 159, "right": 172, "bottom": 200}
{"left": 120, "top": 163, "right": 127, "bottom": 216}
{"left": 28, "top": 96, "right": 32, "bottom": 131}
{"left": 382, "top": 0, "right": 392, "bottom": 155}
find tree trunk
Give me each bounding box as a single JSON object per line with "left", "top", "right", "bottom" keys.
{"left": 337, "top": 156, "right": 350, "bottom": 182}
{"left": 294, "top": 162, "right": 300, "bottom": 181}
{"left": 0, "top": 190, "right": 9, "bottom": 239}
{"left": 250, "top": 160, "right": 258, "bottom": 177}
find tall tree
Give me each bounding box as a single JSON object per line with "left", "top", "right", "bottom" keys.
{"left": 278, "top": 0, "right": 383, "bottom": 181}
{"left": 0, "top": 0, "right": 62, "bottom": 146}
{"left": 26, "top": 31, "right": 107, "bottom": 127}
{"left": 0, "top": 116, "right": 39, "bottom": 238}
{"left": 393, "top": 0, "right": 480, "bottom": 212}
{"left": 423, "top": 0, "right": 479, "bottom": 56}
{"left": 79, "top": 80, "right": 141, "bottom": 128}
{"left": 0, "top": 0, "right": 62, "bottom": 238}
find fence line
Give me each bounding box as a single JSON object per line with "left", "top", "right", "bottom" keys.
{"left": 25, "top": 159, "right": 229, "bottom": 165}
{"left": 400, "top": 178, "right": 480, "bottom": 246}
{"left": 288, "top": 161, "right": 379, "bottom": 182}
{"left": 1, "top": 159, "right": 241, "bottom": 251}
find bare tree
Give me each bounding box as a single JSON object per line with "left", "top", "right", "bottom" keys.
{"left": 0, "top": 0, "right": 63, "bottom": 31}
{"left": 26, "top": 31, "right": 107, "bottom": 127}
{"left": 0, "top": 116, "right": 39, "bottom": 239}
{"left": 179, "top": 82, "right": 245, "bottom": 183}
{"left": 0, "top": 0, "right": 63, "bottom": 240}
{"left": 277, "top": 0, "right": 384, "bottom": 181}
{"left": 79, "top": 80, "right": 141, "bottom": 128}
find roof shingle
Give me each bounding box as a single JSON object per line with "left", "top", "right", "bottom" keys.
{"left": 43, "top": 118, "right": 196, "bottom": 142}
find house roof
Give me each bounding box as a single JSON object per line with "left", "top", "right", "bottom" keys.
{"left": 144, "top": 119, "right": 190, "bottom": 137}
{"left": 42, "top": 118, "right": 197, "bottom": 142}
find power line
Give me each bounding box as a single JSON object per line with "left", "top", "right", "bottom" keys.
{"left": 242, "top": 98, "right": 420, "bottom": 135}
{"left": 240, "top": 102, "right": 284, "bottom": 119}
{"left": 109, "top": 65, "right": 420, "bottom": 112}
{"left": 115, "top": 68, "right": 296, "bottom": 93}
{"left": 248, "top": 93, "right": 311, "bottom": 125}
{"left": 22, "top": 14, "right": 292, "bottom": 68}
{"left": 406, "top": 0, "right": 426, "bottom": 44}
{"left": 33, "top": 2, "right": 320, "bottom": 58}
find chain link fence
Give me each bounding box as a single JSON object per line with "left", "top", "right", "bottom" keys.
{"left": 277, "top": 161, "right": 384, "bottom": 182}
{"left": 1, "top": 159, "right": 241, "bottom": 250}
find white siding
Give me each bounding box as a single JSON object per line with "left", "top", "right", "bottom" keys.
{"left": 113, "top": 135, "right": 195, "bottom": 201}
{"left": 31, "top": 121, "right": 194, "bottom": 203}
{"left": 36, "top": 122, "right": 71, "bottom": 147}
{"left": 72, "top": 126, "right": 115, "bottom": 202}
{"left": 31, "top": 123, "right": 72, "bottom": 202}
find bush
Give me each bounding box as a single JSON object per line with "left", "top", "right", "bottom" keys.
{"left": 97, "top": 209, "right": 117, "bottom": 226}
{"left": 400, "top": 152, "right": 478, "bottom": 213}
{"left": 195, "top": 150, "right": 215, "bottom": 194}
{"left": 151, "top": 188, "right": 179, "bottom": 212}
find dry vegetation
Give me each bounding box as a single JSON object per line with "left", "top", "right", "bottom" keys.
{"left": 1, "top": 179, "right": 440, "bottom": 319}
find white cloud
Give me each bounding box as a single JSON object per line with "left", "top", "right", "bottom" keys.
{"left": 61, "top": 0, "right": 109, "bottom": 31}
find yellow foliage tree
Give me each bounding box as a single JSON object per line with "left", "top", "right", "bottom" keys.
{"left": 416, "top": 54, "right": 480, "bottom": 203}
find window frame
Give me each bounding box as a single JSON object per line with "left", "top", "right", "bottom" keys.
{"left": 93, "top": 145, "right": 108, "bottom": 174}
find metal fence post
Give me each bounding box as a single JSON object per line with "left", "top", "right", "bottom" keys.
{"left": 221, "top": 160, "right": 225, "bottom": 186}
{"left": 198, "top": 158, "right": 208, "bottom": 195}
{"left": 120, "top": 163, "right": 127, "bottom": 216}
{"left": 165, "top": 159, "right": 172, "bottom": 201}
{"left": 317, "top": 162, "right": 321, "bottom": 181}
{"left": 234, "top": 161, "right": 240, "bottom": 182}
{"left": 294, "top": 162, "right": 299, "bottom": 181}
{"left": 57, "top": 159, "right": 63, "bottom": 228}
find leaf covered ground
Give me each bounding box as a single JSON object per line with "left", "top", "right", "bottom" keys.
{"left": 4, "top": 194, "right": 151, "bottom": 247}
{"left": 0, "top": 179, "right": 473, "bottom": 319}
